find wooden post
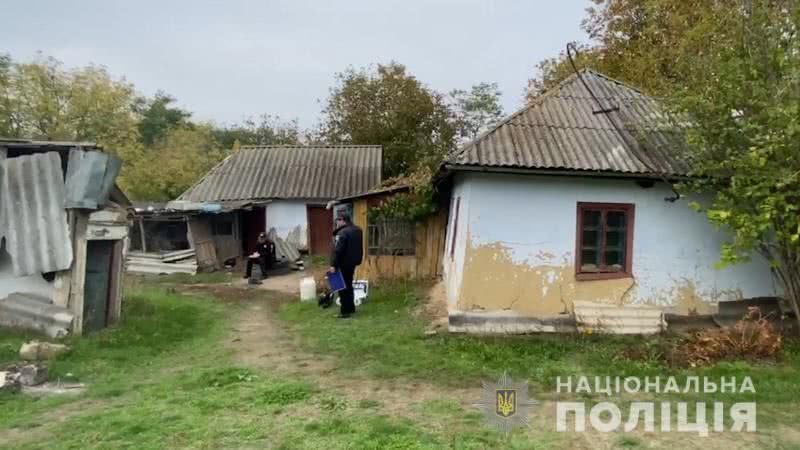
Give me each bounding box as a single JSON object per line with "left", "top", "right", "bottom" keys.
{"left": 107, "top": 239, "right": 125, "bottom": 325}
{"left": 138, "top": 217, "right": 147, "bottom": 253}
{"left": 69, "top": 213, "right": 89, "bottom": 335}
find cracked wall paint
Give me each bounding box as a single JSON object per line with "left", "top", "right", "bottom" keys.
{"left": 445, "top": 172, "right": 777, "bottom": 318}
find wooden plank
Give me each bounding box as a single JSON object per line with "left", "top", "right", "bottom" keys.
{"left": 137, "top": 217, "right": 147, "bottom": 253}
{"left": 69, "top": 213, "right": 89, "bottom": 335}
{"left": 52, "top": 270, "right": 72, "bottom": 307}
{"left": 161, "top": 249, "right": 196, "bottom": 263}
{"left": 86, "top": 223, "right": 128, "bottom": 241}
{"left": 107, "top": 240, "right": 125, "bottom": 325}
{"left": 126, "top": 259, "right": 198, "bottom": 270}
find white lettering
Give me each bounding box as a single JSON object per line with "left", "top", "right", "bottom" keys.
{"left": 703, "top": 377, "right": 718, "bottom": 394}
{"left": 740, "top": 376, "right": 756, "bottom": 394}
{"left": 720, "top": 377, "right": 737, "bottom": 393}
{"left": 664, "top": 377, "right": 680, "bottom": 394}
{"left": 556, "top": 376, "right": 572, "bottom": 394}
{"left": 575, "top": 376, "right": 592, "bottom": 394}
{"left": 730, "top": 403, "right": 757, "bottom": 432}
{"left": 684, "top": 376, "right": 700, "bottom": 393}
{"left": 644, "top": 376, "right": 660, "bottom": 394}
{"left": 623, "top": 377, "right": 641, "bottom": 394}
{"left": 624, "top": 402, "right": 655, "bottom": 432}
{"left": 676, "top": 402, "right": 709, "bottom": 437}
{"left": 557, "top": 402, "right": 586, "bottom": 432}
{"left": 589, "top": 402, "right": 622, "bottom": 433}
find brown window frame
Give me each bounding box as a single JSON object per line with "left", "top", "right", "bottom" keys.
{"left": 575, "top": 202, "right": 635, "bottom": 281}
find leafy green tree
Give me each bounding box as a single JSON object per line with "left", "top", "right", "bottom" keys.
{"left": 668, "top": 0, "right": 800, "bottom": 325}
{"left": 126, "top": 125, "right": 226, "bottom": 201}
{"left": 320, "top": 62, "right": 457, "bottom": 178}
{"left": 0, "top": 53, "right": 14, "bottom": 137}
{"left": 212, "top": 114, "right": 300, "bottom": 149}
{"left": 448, "top": 82, "right": 504, "bottom": 141}
{"left": 136, "top": 92, "right": 192, "bottom": 146}
{"left": 526, "top": 0, "right": 738, "bottom": 99}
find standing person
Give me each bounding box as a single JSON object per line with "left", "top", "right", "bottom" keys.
{"left": 244, "top": 232, "right": 275, "bottom": 281}
{"left": 330, "top": 212, "right": 363, "bottom": 319}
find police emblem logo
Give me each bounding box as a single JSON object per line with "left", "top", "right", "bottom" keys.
{"left": 475, "top": 372, "right": 536, "bottom": 433}
{"left": 496, "top": 388, "right": 516, "bottom": 417}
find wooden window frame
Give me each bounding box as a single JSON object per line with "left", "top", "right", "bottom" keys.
{"left": 575, "top": 202, "right": 635, "bottom": 281}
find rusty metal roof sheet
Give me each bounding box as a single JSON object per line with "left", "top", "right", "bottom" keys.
{"left": 0, "top": 152, "right": 73, "bottom": 276}
{"left": 178, "top": 145, "right": 383, "bottom": 202}
{"left": 447, "top": 70, "right": 689, "bottom": 176}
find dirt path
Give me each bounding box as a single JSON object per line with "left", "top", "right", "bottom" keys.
{"left": 226, "top": 288, "right": 481, "bottom": 418}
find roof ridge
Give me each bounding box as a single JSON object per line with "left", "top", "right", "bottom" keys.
{"left": 447, "top": 69, "right": 605, "bottom": 162}
{"left": 240, "top": 144, "right": 382, "bottom": 149}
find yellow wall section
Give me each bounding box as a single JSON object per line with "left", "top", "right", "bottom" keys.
{"left": 457, "top": 237, "right": 736, "bottom": 316}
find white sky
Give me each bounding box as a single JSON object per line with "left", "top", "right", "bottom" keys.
{"left": 1, "top": 0, "right": 589, "bottom": 128}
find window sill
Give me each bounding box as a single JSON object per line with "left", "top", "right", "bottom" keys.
{"left": 575, "top": 272, "right": 632, "bottom": 281}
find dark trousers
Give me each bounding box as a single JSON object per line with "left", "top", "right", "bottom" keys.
{"left": 339, "top": 265, "right": 356, "bottom": 315}
{"left": 245, "top": 257, "right": 270, "bottom": 278}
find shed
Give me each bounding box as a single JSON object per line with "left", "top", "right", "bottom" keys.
{"left": 176, "top": 145, "right": 382, "bottom": 259}
{"left": 337, "top": 185, "right": 448, "bottom": 282}
{"left": 0, "top": 139, "right": 131, "bottom": 336}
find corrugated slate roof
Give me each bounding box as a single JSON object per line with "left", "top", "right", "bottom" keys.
{"left": 178, "top": 145, "right": 383, "bottom": 202}
{"left": 0, "top": 152, "right": 73, "bottom": 276}
{"left": 447, "top": 69, "right": 689, "bottom": 176}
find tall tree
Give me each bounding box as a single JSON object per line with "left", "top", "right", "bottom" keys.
{"left": 126, "top": 125, "right": 226, "bottom": 201}
{"left": 212, "top": 114, "right": 300, "bottom": 149}
{"left": 448, "top": 82, "right": 504, "bottom": 142}
{"left": 136, "top": 92, "right": 191, "bottom": 146}
{"left": 669, "top": 0, "right": 800, "bottom": 326}
{"left": 526, "top": 0, "right": 739, "bottom": 99}
{"left": 320, "top": 62, "right": 457, "bottom": 178}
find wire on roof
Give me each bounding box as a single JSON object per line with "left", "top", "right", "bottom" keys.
{"left": 566, "top": 43, "right": 680, "bottom": 202}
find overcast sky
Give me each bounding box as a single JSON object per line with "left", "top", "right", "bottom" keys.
{"left": 1, "top": 0, "right": 589, "bottom": 128}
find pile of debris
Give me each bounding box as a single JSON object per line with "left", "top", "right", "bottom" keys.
{"left": 1, "top": 363, "right": 48, "bottom": 393}
{"left": 675, "top": 307, "right": 783, "bottom": 367}
{"left": 0, "top": 341, "right": 84, "bottom": 395}
{"left": 127, "top": 249, "right": 198, "bottom": 275}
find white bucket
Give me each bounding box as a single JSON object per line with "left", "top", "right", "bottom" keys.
{"left": 300, "top": 277, "right": 316, "bottom": 302}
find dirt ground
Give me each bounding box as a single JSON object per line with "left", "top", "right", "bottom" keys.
{"left": 211, "top": 278, "right": 767, "bottom": 450}
{"left": 220, "top": 280, "right": 481, "bottom": 419}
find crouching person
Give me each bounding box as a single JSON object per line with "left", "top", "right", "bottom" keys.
{"left": 245, "top": 232, "right": 275, "bottom": 281}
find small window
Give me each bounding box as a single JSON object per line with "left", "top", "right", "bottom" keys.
{"left": 212, "top": 214, "right": 234, "bottom": 236}
{"left": 576, "top": 202, "right": 634, "bottom": 280}
{"left": 368, "top": 218, "right": 416, "bottom": 256}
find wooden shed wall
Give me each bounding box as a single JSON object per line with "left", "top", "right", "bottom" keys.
{"left": 352, "top": 199, "right": 447, "bottom": 282}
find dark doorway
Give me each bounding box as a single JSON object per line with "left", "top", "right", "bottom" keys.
{"left": 307, "top": 206, "right": 333, "bottom": 255}
{"left": 84, "top": 240, "right": 114, "bottom": 333}
{"left": 241, "top": 207, "right": 267, "bottom": 255}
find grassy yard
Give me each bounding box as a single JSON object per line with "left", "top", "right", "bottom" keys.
{"left": 0, "top": 284, "right": 528, "bottom": 449}
{"left": 1, "top": 278, "right": 799, "bottom": 449}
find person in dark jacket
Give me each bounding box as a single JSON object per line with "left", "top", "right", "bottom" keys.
{"left": 330, "top": 212, "right": 363, "bottom": 318}
{"left": 244, "top": 232, "right": 275, "bottom": 281}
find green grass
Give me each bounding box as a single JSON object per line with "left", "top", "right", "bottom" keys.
{"left": 0, "top": 285, "right": 543, "bottom": 450}
{"left": 3, "top": 280, "right": 800, "bottom": 449}
{"left": 278, "top": 282, "right": 800, "bottom": 404}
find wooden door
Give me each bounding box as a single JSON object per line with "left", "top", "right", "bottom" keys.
{"left": 307, "top": 206, "right": 333, "bottom": 255}
{"left": 241, "top": 207, "right": 266, "bottom": 255}
{"left": 84, "top": 240, "right": 114, "bottom": 333}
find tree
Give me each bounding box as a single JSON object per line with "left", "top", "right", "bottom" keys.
{"left": 667, "top": 0, "right": 800, "bottom": 326}
{"left": 526, "top": 0, "right": 740, "bottom": 99}
{"left": 136, "top": 92, "right": 191, "bottom": 146}
{"left": 320, "top": 62, "right": 457, "bottom": 178}
{"left": 126, "top": 125, "right": 226, "bottom": 201}
{"left": 212, "top": 114, "right": 300, "bottom": 149}
{"left": 448, "top": 82, "right": 504, "bottom": 142}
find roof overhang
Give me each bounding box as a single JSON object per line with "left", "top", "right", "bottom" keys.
{"left": 440, "top": 164, "right": 689, "bottom": 182}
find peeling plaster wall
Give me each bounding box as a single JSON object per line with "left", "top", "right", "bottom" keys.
{"left": 444, "top": 172, "right": 776, "bottom": 319}
{"left": 265, "top": 200, "right": 308, "bottom": 249}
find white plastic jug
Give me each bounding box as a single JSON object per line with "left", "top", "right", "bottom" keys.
{"left": 300, "top": 277, "right": 316, "bottom": 302}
